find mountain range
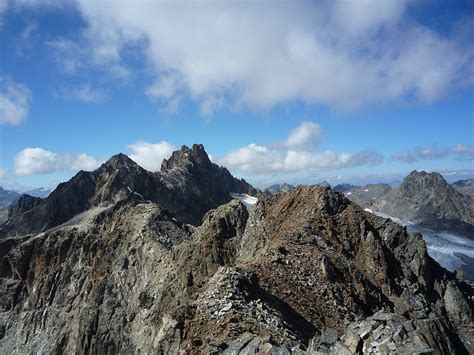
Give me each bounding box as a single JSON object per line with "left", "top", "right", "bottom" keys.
{"left": 0, "top": 145, "right": 472, "bottom": 354}
{"left": 264, "top": 183, "right": 295, "bottom": 196}
{"left": 1, "top": 144, "right": 258, "bottom": 236}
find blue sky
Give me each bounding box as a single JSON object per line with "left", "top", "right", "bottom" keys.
{"left": 0, "top": 0, "right": 473, "bottom": 190}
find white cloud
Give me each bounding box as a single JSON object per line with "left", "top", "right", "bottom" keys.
{"left": 0, "top": 76, "right": 31, "bottom": 125}
{"left": 47, "top": 0, "right": 473, "bottom": 113}
{"left": 46, "top": 33, "right": 132, "bottom": 80}
{"left": 14, "top": 148, "right": 104, "bottom": 176}
{"left": 392, "top": 143, "right": 474, "bottom": 163}
{"left": 127, "top": 140, "right": 176, "bottom": 172}
{"left": 146, "top": 74, "right": 182, "bottom": 101}
{"left": 56, "top": 84, "right": 106, "bottom": 103}
{"left": 284, "top": 121, "right": 324, "bottom": 150}
{"left": 217, "top": 122, "right": 383, "bottom": 175}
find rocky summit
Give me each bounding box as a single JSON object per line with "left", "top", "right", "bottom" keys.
{"left": 0, "top": 147, "right": 472, "bottom": 354}
{"left": 370, "top": 171, "right": 474, "bottom": 237}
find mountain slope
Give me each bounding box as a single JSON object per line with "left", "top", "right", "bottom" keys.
{"left": 0, "top": 186, "right": 471, "bottom": 353}
{"left": 371, "top": 171, "right": 474, "bottom": 237}
{"left": 1, "top": 144, "right": 260, "bottom": 235}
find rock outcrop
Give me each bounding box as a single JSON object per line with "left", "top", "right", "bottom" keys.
{"left": 0, "top": 183, "right": 472, "bottom": 353}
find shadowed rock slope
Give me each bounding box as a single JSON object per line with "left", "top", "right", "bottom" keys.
{"left": 1, "top": 144, "right": 259, "bottom": 236}
{"left": 0, "top": 186, "right": 472, "bottom": 354}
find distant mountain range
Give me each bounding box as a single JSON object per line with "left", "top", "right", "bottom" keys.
{"left": 24, "top": 187, "right": 52, "bottom": 198}
{"left": 0, "top": 187, "right": 20, "bottom": 210}
{"left": 263, "top": 183, "right": 295, "bottom": 195}
{"left": 452, "top": 178, "right": 474, "bottom": 196}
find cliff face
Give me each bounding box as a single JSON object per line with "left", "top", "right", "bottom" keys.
{"left": 0, "top": 185, "right": 472, "bottom": 354}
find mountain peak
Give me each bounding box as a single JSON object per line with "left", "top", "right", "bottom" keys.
{"left": 103, "top": 153, "right": 138, "bottom": 169}
{"left": 161, "top": 143, "right": 211, "bottom": 172}
{"left": 402, "top": 170, "right": 447, "bottom": 193}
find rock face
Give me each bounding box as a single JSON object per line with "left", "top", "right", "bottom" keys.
{"left": 371, "top": 171, "right": 474, "bottom": 237}
{"left": 0, "top": 182, "right": 472, "bottom": 353}
{"left": 452, "top": 178, "right": 474, "bottom": 196}
{"left": 159, "top": 144, "right": 261, "bottom": 225}
{"left": 1, "top": 144, "right": 259, "bottom": 235}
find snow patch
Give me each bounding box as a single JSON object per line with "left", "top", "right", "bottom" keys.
{"left": 346, "top": 192, "right": 352, "bottom": 195}
{"left": 231, "top": 193, "right": 258, "bottom": 210}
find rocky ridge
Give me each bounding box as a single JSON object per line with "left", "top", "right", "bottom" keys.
{"left": 0, "top": 180, "right": 472, "bottom": 353}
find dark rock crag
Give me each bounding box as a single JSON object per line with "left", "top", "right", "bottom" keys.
{"left": 1, "top": 144, "right": 259, "bottom": 236}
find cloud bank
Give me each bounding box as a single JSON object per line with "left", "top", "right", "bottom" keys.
{"left": 392, "top": 143, "right": 474, "bottom": 163}
{"left": 9, "top": 0, "right": 467, "bottom": 114}
{"left": 217, "top": 121, "right": 384, "bottom": 175}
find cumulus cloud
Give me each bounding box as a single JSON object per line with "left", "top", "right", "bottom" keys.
{"left": 283, "top": 121, "right": 324, "bottom": 150}
{"left": 217, "top": 121, "right": 383, "bottom": 175}
{"left": 14, "top": 148, "right": 104, "bottom": 176}
{"left": 127, "top": 140, "right": 176, "bottom": 172}
{"left": 39, "top": 0, "right": 472, "bottom": 114}
{"left": 0, "top": 76, "right": 31, "bottom": 125}
{"left": 392, "top": 143, "right": 474, "bottom": 163}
